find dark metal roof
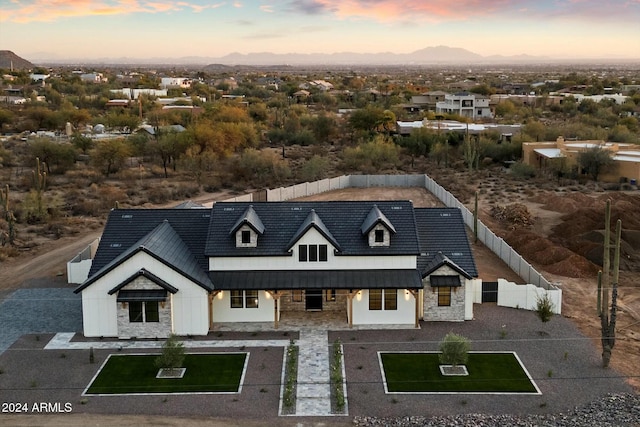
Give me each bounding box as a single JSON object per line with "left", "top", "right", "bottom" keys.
{"left": 429, "top": 275, "right": 462, "bottom": 287}
{"left": 286, "top": 209, "right": 341, "bottom": 251}
{"left": 414, "top": 208, "right": 478, "bottom": 278}
{"left": 230, "top": 205, "right": 265, "bottom": 235}
{"left": 209, "top": 269, "right": 423, "bottom": 290}
{"left": 116, "top": 289, "right": 167, "bottom": 302}
{"left": 421, "top": 252, "right": 473, "bottom": 280}
{"left": 361, "top": 204, "right": 396, "bottom": 234}
{"left": 108, "top": 269, "right": 179, "bottom": 295}
{"left": 75, "top": 209, "right": 213, "bottom": 293}
{"left": 206, "top": 201, "right": 420, "bottom": 257}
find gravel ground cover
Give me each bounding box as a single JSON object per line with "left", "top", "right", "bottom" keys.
{"left": 330, "top": 304, "right": 633, "bottom": 419}
{"left": 0, "top": 288, "right": 81, "bottom": 354}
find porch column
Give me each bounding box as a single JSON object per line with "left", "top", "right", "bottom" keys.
{"left": 409, "top": 289, "right": 420, "bottom": 329}
{"left": 267, "top": 291, "right": 285, "bottom": 329}
{"left": 347, "top": 290, "right": 360, "bottom": 329}
{"left": 209, "top": 291, "right": 222, "bottom": 331}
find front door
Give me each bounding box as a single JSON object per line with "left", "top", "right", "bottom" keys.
{"left": 305, "top": 289, "right": 323, "bottom": 311}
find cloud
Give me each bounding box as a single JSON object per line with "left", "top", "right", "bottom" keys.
{"left": 0, "top": 0, "right": 223, "bottom": 23}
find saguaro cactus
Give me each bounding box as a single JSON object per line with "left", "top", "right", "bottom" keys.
{"left": 597, "top": 200, "right": 620, "bottom": 368}
{"left": 0, "top": 184, "right": 16, "bottom": 245}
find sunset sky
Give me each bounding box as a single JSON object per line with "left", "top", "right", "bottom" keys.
{"left": 1, "top": 0, "right": 639, "bottom": 62}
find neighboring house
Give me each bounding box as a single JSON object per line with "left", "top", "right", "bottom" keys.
{"left": 395, "top": 119, "right": 521, "bottom": 137}
{"left": 72, "top": 201, "right": 478, "bottom": 339}
{"left": 436, "top": 92, "right": 493, "bottom": 120}
{"left": 160, "top": 77, "right": 192, "bottom": 89}
{"left": 411, "top": 91, "right": 448, "bottom": 111}
{"left": 522, "top": 136, "right": 640, "bottom": 183}
{"left": 80, "top": 73, "right": 106, "bottom": 83}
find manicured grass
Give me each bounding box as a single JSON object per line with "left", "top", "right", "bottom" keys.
{"left": 86, "top": 353, "right": 247, "bottom": 394}
{"left": 380, "top": 352, "right": 538, "bottom": 393}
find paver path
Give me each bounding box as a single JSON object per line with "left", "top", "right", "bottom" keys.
{"left": 295, "top": 329, "right": 332, "bottom": 416}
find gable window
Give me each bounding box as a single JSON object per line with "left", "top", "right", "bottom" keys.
{"left": 241, "top": 230, "right": 251, "bottom": 244}
{"left": 298, "top": 244, "right": 328, "bottom": 262}
{"left": 369, "top": 289, "right": 397, "bottom": 310}
{"left": 374, "top": 229, "right": 384, "bottom": 243}
{"left": 128, "top": 301, "right": 159, "bottom": 323}
{"left": 230, "top": 290, "right": 259, "bottom": 309}
{"left": 438, "top": 287, "right": 452, "bottom": 306}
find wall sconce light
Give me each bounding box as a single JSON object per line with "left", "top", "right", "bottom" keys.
{"left": 217, "top": 291, "right": 224, "bottom": 300}
{"left": 160, "top": 301, "right": 165, "bottom": 309}
{"left": 121, "top": 302, "right": 127, "bottom": 309}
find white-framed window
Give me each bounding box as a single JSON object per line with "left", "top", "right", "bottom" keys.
{"left": 298, "top": 244, "right": 328, "bottom": 262}
{"left": 368, "top": 289, "right": 397, "bottom": 311}
{"left": 128, "top": 301, "right": 160, "bottom": 322}
{"left": 230, "top": 290, "right": 259, "bottom": 308}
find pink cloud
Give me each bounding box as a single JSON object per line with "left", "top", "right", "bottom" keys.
{"left": 0, "top": 0, "right": 215, "bottom": 23}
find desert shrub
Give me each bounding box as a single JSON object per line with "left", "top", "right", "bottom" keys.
{"left": 536, "top": 293, "right": 555, "bottom": 323}
{"left": 298, "top": 155, "right": 330, "bottom": 182}
{"left": 438, "top": 332, "right": 470, "bottom": 367}
{"left": 509, "top": 161, "right": 537, "bottom": 179}
{"left": 341, "top": 136, "right": 401, "bottom": 173}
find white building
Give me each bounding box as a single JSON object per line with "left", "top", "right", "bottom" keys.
{"left": 436, "top": 92, "right": 493, "bottom": 120}
{"left": 72, "top": 201, "right": 478, "bottom": 338}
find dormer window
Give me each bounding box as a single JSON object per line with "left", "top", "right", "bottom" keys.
{"left": 230, "top": 205, "right": 265, "bottom": 249}
{"left": 361, "top": 204, "right": 396, "bottom": 248}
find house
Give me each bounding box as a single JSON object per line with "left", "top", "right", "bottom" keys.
{"left": 411, "top": 91, "right": 448, "bottom": 111}
{"left": 436, "top": 92, "right": 493, "bottom": 120}
{"left": 160, "top": 77, "right": 192, "bottom": 89}
{"left": 522, "top": 136, "right": 640, "bottom": 183}
{"left": 72, "top": 201, "right": 478, "bottom": 339}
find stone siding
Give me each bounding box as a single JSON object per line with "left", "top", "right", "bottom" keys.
{"left": 116, "top": 276, "right": 172, "bottom": 339}
{"left": 280, "top": 289, "right": 347, "bottom": 313}
{"left": 423, "top": 265, "right": 466, "bottom": 322}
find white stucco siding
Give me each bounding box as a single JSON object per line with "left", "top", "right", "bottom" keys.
{"left": 81, "top": 291, "right": 118, "bottom": 337}
{"left": 212, "top": 290, "right": 275, "bottom": 323}
{"left": 172, "top": 284, "right": 209, "bottom": 335}
{"left": 352, "top": 289, "right": 415, "bottom": 325}
{"left": 79, "top": 252, "right": 209, "bottom": 337}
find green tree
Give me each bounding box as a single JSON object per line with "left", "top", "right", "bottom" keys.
{"left": 154, "top": 334, "right": 185, "bottom": 373}
{"left": 578, "top": 146, "right": 615, "bottom": 181}
{"left": 92, "top": 139, "right": 131, "bottom": 177}
{"left": 535, "top": 293, "right": 555, "bottom": 323}
{"left": 438, "top": 332, "right": 470, "bottom": 367}
{"left": 71, "top": 133, "right": 94, "bottom": 154}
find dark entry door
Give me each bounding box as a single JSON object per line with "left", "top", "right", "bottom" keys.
{"left": 482, "top": 282, "right": 498, "bottom": 303}
{"left": 305, "top": 289, "right": 323, "bottom": 311}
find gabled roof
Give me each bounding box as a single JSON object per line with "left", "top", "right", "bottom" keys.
{"left": 230, "top": 205, "right": 265, "bottom": 235}
{"left": 108, "top": 269, "right": 179, "bottom": 295}
{"left": 421, "top": 252, "right": 473, "bottom": 280}
{"left": 361, "top": 204, "right": 396, "bottom": 235}
{"left": 414, "top": 208, "right": 477, "bottom": 278}
{"left": 75, "top": 209, "right": 213, "bottom": 293}
{"left": 205, "top": 201, "right": 420, "bottom": 257}
{"left": 286, "top": 209, "right": 340, "bottom": 251}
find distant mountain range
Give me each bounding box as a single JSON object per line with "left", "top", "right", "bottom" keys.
{"left": 9, "top": 46, "right": 639, "bottom": 67}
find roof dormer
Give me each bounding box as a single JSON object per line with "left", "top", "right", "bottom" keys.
{"left": 230, "top": 205, "right": 265, "bottom": 248}
{"left": 361, "top": 204, "right": 396, "bottom": 247}
{"left": 286, "top": 209, "right": 341, "bottom": 251}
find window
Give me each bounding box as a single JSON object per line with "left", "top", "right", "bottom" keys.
{"left": 241, "top": 230, "right": 251, "bottom": 244}
{"left": 369, "top": 289, "right": 397, "bottom": 310}
{"left": 325, "top": 289, "right": 336, "bottom": 301}
{"left": 369, "top": 289, "right": 382, "bottom": 310}
{"left": 374, "top": 229, "right": 384, "bottom": 243}
{"left": 230, "top": 290, "right": 259, "bottom": 308}
{"left": 230, "top": 290, "right": 243, "bottom": 308}
{"left": 128, "top": 301, "right": 159, "bottom": 322}
{"left": 438, "top": 287, "right": 452, "bottom": 306}
{"left": 245, "top": 290, "right": 259, "bottom": 308}
{"left": 384, "top": 289, "right": 397, "bottom": 310}
{"left": 299, "top": 244, "right": 308, "bottom": 262}
{"left": 129, "top": 301, "right": 143, "bottom": 322}
{"left": 298, "top": 244, "right": 328, "bottom": 262}
{"left": 144, "top": 301, "right": 160, "bottom": 322}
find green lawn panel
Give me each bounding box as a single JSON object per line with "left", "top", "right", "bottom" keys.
{"left": 87, "top": 353, "right": 247, "bottom": 394}
{"left": 381, "top": 353, "right": 537, "bottom": 393}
